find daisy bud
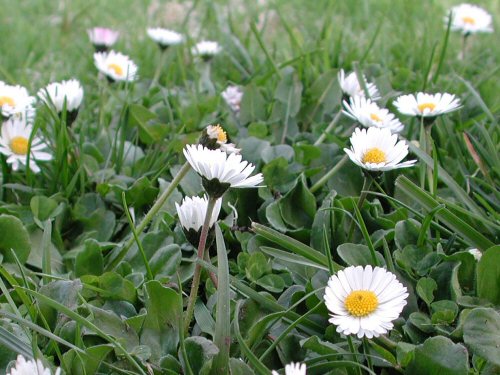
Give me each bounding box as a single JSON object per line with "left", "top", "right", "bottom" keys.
{"left": 87, "top": 27, "right": 119, "bottom": 52}
{"left": 38, "top": 79, "right": 84, "bottom": 125}
{"left": 6, "top": 355, "right": 61, "bottom": 375}
{"left": 338, "top": 69, "right": 380, "bottom": 102}
{"left": 221, "top": 85, "right": 243, "bottom": 114}
{"left": 272, "top": 362, "right": 307, "bottom": 375}
{"left": 192, "top": 40, "right": 222, "bottom": 62}
{"left": 147, "top": 27, "right": 183, "bottom": 50}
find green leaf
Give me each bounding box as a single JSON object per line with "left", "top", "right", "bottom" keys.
{"left": 463, "top": 308, "right": 500, "bottom": 366}
{"left": 30, "top": 196, "right": 59, "bottom": 221}
{"left": 477, "top": 245, "right": 500, "bottom": 305}
{"left": 245, "top": 252, "right": 271, "bottom": 282}
{"left": 239, "top": 84, "right": 267, "bottom": 124}
{"left": 255, "top": 274, "right": 285, "bottom": 293}
{"left": 416, "top": 277, "right": 437, "bottom": 306}
{"left": 0, "top": 215, "right": 31, "bottom": 264}
{"left": 279, "top": 175, "right": 316, "bottom": 229}
{"left": 337, "top": 243, "right": 384, "bottom": 267}
{"left": 274, "top": 68, "right": 302, "bottom": 117}
{"left": 149, "top": 244, "right": 181, "bottom": 277}
{"left": 181, "top": 336, "right": 218, "bottom": 375}
{"left": 98, "top": 272, "right": 136, "bottom": 303}
{"left": 75, "top": 239, "right": 104, "bottom": 277}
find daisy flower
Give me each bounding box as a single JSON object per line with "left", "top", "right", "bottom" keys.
{"left": 192, "top": 40, "right": 222, "bottom": 60}
{"left": 221, "top": 85, "right": 244, "bottom": 114}
{"left": 94, "top": 51, "right": 138, "bottom": 82}
{"left": 147, "top": 27, "right": 183, "bottom": 49}
{"left": 324, "top": 265, "right": 408, "bottom": 339}
{"left": 183, "top": 144, "right": 263, "bottom": 198}
{"left": 6, "top": 355, "right": 60, "bottom": 375}
{"left": 87, "top": 27, "right": 119, "bottom": 51}
{"left": 338, "top": 69, "right": 380, "bottom": 100}
{"left": 199, "top": 124, "right": 240, "bottom": 154}
{"left": 272, "top": 362, "right": 307, "bottom": 375}
{"left": 344, "top": 127, "right": 416, "bottom": 172}
{"left": 0, "top": 82, "right": 36, "bottom": 120}
{"left": 447, "top": 4, "right": 493, "bottom": 35}
{"left": 38, "top": 79, "right": 84, "bottom": 117}
{"left": 343, "top": 96, "right": 404, "bottom": 133}
{"left": 393, "top": 92, "right": 461, "bottom": 118}
{"left": 0, "top": 117, "right": 52, "bottom": 173}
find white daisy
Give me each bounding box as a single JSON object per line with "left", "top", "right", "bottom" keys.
{"left": 0, "top": 82, "right": 36, "bottom": 120}
{"left": 324, "top": 265, "right": 408, "bottom": 339}
{"left": 6, "top": 355, "right": 60, "bottom": 375}
{"left": 192, "top": 40, "right": 222, "bottom": 59}
{"left": 0, "top": 117, "right": 52, "bottom": 173}
{"left": 344, "top": 127, "right": 416, "bottom": 172}
{"left": 393, "top": 92, "right": 461, "bottom": 118}
{"left": 175, "top": 195, "right": 222, "bottom": 232}
{"left": 447, "top": 4, "right": 493, "bottom": 35}
{"left": 272, "top": 362, "right": 307, "bottom": 375}
{"left": 343, "top": 96, "right": 404, "bottom": 133}
{"left": 338, "top": 69, "right": 380, "bottom": 100}
{"left": 203, "top": 124, "right": 240, "bottom": 154}
{"left": 147, "top": 27, "right": 183, "bottom": 48}
{"left": 221, "top": 85, "right": 244, "bottom": 114}
{"left": 94, "top": 51, "right": 138, "bottom": 82}
{"left": 468, "top": 248, "right": 482, "bottom": 261}
{"left": 38, "top": 79, "right": 84, "bottom": 113}
{"left": 87, "top": 27, "right": 119, "bottom": 50}
{"left": 183, "top": 144, "right": 263, "bottom": 197}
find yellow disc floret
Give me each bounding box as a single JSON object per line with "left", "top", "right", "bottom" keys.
{"left": 344, "top": 290, "right": 379, "bottom": 317}
{"left": 213, "top": 125, "right": 227, "bottom": 143}
{"left": 462, "top": 16, "right": 476, "bottom": 25}
{"left": 417, "top": 102, "right": 436, "bottom": 114}
{"left": 10, "top": 136, "right": 29, "bottom": 155}
{"left": 0, "top": 96, "right": 15, "bottom": 107}
{"left": 362, "top": 147, "right": 386, "bottom": 164}
{"left": 370, "top": 113, "right": 382, "bottom": 122}
{"left": 108, "top": 63, "right": 124, "bottom": 77}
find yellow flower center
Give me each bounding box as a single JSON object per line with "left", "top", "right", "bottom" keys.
{"left": 0, "top": 96, "right": 15, "bottom": 107}
{"left": 108, "top": 63, "right": 124, "bottom": 76}
{"left": 362, "top": 148, "right": 386, "bottom": 164}
{"left": 213, "top": 125, "right": 227, "bottom": 143}
{"left": 462, "top": 16, "right": 476, "bottom": 25}
{"left": 370, "top": 113, "right": 382, "bottom": 122}
{"left": 10, "top": 136, "right": 29, "bottom": 155}
{"left": 344, "top": 290, "right": 379, "bottom": 317}
{"left": 417, "top": 102, "right": 436, "bottom": 114}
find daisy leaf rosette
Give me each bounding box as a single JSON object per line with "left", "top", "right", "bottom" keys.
{"left": 393, "top": 92, "right": 461, "bottom": 119}
{"left": 7, "top": 355, "right": 61, "bottom": 375}
{"left": 324, "top": 265, "right": 408, "bottom": 338}
{"left": 87, "top": 27, "right": 119, "bottom": 51}
{"left": 0, "top": 117, "right": 52, "bottom": 173}
{"left": 272, "top": 362, "right": 307, "bottom": 375}
{"left": 183, "top": 144, "right": 263, "bottom": 198}
{"left": 38, "top": 79, "right": 84, "bottom": 124}
{"left": 94, "top": 51, "right": 138, "bottom": 82}
{"left": 447, "top": 3, "right": 493, "bottom": 35}
{"left": 344, "top": 127, "right": 416, "bottom": 172}
{"left": 343, "top": 96, "right": 404, "bottom": 133}
{"left": 147, "top": 27, "right": 183, "bottom": 49}
{"left": 0, "top": 81, "right": 36, "bottom": 120}
{"left": 175, "top": 195, "right": 222, "bottom": 247}
{"left": 338, "top": 69, "right": 380, "bottom": 100}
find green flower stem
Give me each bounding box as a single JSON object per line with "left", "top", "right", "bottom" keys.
{"left": 348, "top": 175, "right": 373, "bottom": 241}
{"left": 105, "top": 162, "right": 191, "bottom": 271}
{"left": 363, "top": 338, "right": 374, "bottom": 372}
{"left": 204, "top": 248, "right": 218, "bottom": 288}
{"left": 314, "top": 110, "right": 343, "bottom": 146}
{"left": 310, "top": 154, "right": 349, "bottom": 193}
{"left": 425, "top": 125, "right": 435, "bottom": 195}
{"left": 150, "top": 48, "right": 169, "bottom": 88}
{"left": 347, "top": 335, "right": 362, "bottom": 375}
{"left": 184, "top": 196, "right": 217, "bottom": 334}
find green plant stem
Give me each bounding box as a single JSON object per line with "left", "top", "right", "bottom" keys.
{"left": 347, "top": 336, "right": 362, "bottom": 375}
{"left": 150, "top": 48, "right": 168, "bottom": 88}
{"left": 363, "top": 338, "right": 374, "bottom": 372}
{"left": 105, "top": 162, "right": 191, "bottom": 271}
{"left": 184, "top": 196, "right": 217, "bottom": 334}
{"left": 425, "top": 124, "right": 434, "bottom": 195}
{"left": 314, "top": 110, "right": 342, "bottom": 146}
{"left": 347, "top": 175, "right": 373, "bottom": 241}
{"left": 310, "top": 154, "right": 349, "bottom": 193}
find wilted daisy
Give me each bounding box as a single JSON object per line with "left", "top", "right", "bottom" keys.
{"left": 0, "top": 82, "right": 36, "bottom": 120}
{"left": 183, "top": 144, "right": 263, "bottom": 198}
{"left": 343, "top": 96, "right": 403, "bottom": 133}
{"left": 344, "top": 127, "right": 416, "bottom": 172}
{"left": 221, "top": 85, "right": 244, "bottom": 114}
{"left": 38, "top": 79, "right": 84, "bottom": 123}
{"left": 393, "top": 92, "right": 461, "bottom": 119}
{"left": 0, "top": 117, "right": 52, "bottom": 173}
{"left": 147, "top": 27, "right": 183, "bottom": 49}
{"left": 192, "top": 40, "right": 222, "bottom": 60}
{"left": 6, "top": 355, "right": 60, "bottom": 375}
{"left": 94, "top": 51, "right": 138, "bottom": 82}
{"left": 324, "top": 265, "right": 408, "bottom": 339}
{"left": 199, "top": 124, "right": 240, "bottom": 154}
{"left": 87, "top": 27, "right": 119, "bottom": 51}
{"left": 272, "top": 362, "right": 307, "bottom": 375}
{"left": 338, "top": 69, "right": 380, "bottom": 100}
{"left": 447, "top": 4, "right": 493, "bottom": 35}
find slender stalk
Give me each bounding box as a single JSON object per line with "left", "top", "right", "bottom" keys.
{"left": 310, "top": 154, "right": 349, "bottom": 193}
{"left": 460, "top": 33, "right": 469, "bottom": 61}
{"left": 314, "top": 111, "right": 342, "bottom": 146}
{"left": 363, "top": 338, "right": 374, "bottom": 372}
{"left": 425, "top": 125, "right": 434, "bottom": 195}
{"left": 150, "top": 49, "right": 168, "bottom": 88}
{"left": 184, "top": 196, "right": 217, "bottom": 334}
{"left": 347, "top": 336, "right": 362, "bottom": 375}
{"left": 105, "top": 162, "right": 191, "bottom": 271}
{"left": 347, "top": 175, "right": 373, "bottom": 241}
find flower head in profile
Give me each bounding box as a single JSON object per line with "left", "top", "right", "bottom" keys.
{"left": 343, "top": 96, "right": 403, "bottom": 133}
{"left": 87, "top": 27, "right": 119, "bottom": 51}
{"left": 198, "top": 124, "right": 240, "bottom": 154}
{"left": 0, "top": 81, "right": 36, "bottom": 120}
{"left": 324, "top": 265, "right": 408, "bottom": 338}
{"left": 393, "top": 92, "right": 461, "bottom": 119}
{"left": 175, "top": 195, "right": 222, "bottom": 247}
{"left": 344, "top": 127, "right": 416, "bottom": 172}
{"left": 447, "top": 4, "right": 493, "bottom": 35}
{"left": 338, "top": 69, "right": 380, "bottom": 101}
{"left": 0, "top": 117, "right": 52, "bottom": 173}
{"left": 183, "top": 144, "right": 263, "bottom": 198}
{"left": 272, "top": 362, "right": 307, "bottom": 375}
{"left": 94, "top": 51, "right": 138, "bottom": 82}
{"left": 192, "top": 40, "right": 221, "bottom": 61}
{"left": 147, "top": 27, "right": 183, "bottom": 49}
{"left": 6, "top": 355, "right": 60, "bottom": 375}
{"left": 38, "top": 79, "right": 84, "bottom": 124}
{"left": 221, "top": 85, "right": 244, "bottom": 114}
